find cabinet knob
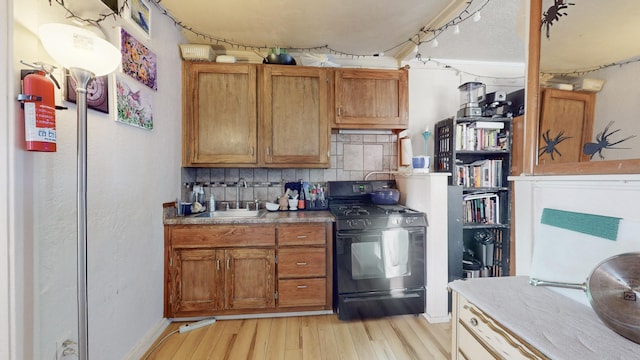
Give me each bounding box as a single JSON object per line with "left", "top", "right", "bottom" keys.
{"left": 470, "top": 318, "right": 478, "bottom": 326}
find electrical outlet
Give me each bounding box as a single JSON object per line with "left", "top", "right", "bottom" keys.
{"left": 57, "top": 339, "right": 78, "bottom": 360}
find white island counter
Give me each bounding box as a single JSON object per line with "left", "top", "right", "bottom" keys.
{"left": 448, "top": 276, "right": 639, "bottom": 360}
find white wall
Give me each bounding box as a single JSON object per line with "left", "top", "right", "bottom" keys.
{"left": 512, "top": 175, "right": 640, "bottom": 278}
{"left": 10, "top": 1, "right": 184, "bottom": 358}
{"left": 404, "top": 59, "right": 525, "bottom": 163}
{"left": 590, "top": 61, "right": 640, "bottom": 160}
{"left": 2, "top": 1, "right": 14, "bottom": 359}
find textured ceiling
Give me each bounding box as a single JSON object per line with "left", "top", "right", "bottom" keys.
{"left": 159, "top": 0, "right": 527, "bottom": 63}
{"left": 539, "top": 0, "right": 640, "bottom": 72}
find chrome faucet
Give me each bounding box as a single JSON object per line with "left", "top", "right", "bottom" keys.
{"left": 236, "top": 177, "right": 247, "bottom": 209}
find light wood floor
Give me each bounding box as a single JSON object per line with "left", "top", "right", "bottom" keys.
{"left": 142, "top": 314, "right": 451, "bottom": 360}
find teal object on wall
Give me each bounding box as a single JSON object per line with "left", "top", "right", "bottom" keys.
{"left": 540, "top": 208, "right": 621, "bottom": 241}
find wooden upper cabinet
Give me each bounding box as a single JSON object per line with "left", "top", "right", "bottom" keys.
{"left": 538, "top": 88, "right": 595, "bottom": 164}
{"left": 260, "top": 66, "right": 331, "bottom": 167}
{"left": 334, "top": 67, "right": 408, "bottom": 129}
{"left": 182, "top": 62, "right": 258, "bottom": 166}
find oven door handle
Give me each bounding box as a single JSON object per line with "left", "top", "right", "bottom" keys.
{"left": 343, "top": 292, "right": 421, "bottom": 302}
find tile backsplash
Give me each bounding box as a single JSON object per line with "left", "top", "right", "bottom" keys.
{"left": 181, "top": 131, "right": 398, "bottom": 203}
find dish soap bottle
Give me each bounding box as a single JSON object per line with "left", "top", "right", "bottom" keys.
{"left": 209, "top": 193, "right": 215, "bottom": 213}
{"left": 298, "top": 181, "right": 306, "bottom": 210}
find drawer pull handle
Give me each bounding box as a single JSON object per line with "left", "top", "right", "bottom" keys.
{"left": 216, "top": 259, "right": 220, "bottom": 271}
{"left": 470, "top": 318, "right": 478, "bottom": 326}
{"left": 296, "top": 262, "right": 308, "bottom": 266}
{"left": 296, "top": 235, "right": 307, "bottom": 239}
{"left": 297, "top": 285, "right": 308, "bottom": 289}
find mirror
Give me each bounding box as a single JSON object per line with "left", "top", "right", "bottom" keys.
{"left": 525, "top": 0, "right": 640, "bottom": 174}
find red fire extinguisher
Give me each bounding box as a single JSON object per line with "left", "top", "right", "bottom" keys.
{"left": 18, "top": 62, "right": 59, "bottom": 152}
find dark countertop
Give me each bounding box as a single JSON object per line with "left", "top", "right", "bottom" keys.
{"left": 163, "top": 207, "right": 334, "bottom": 225}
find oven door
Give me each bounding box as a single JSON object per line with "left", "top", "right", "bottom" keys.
{"left": 334, "top": 226, "right": 425, "bottom": 294}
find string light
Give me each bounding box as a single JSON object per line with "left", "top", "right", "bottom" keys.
{"left": 415, "top": 56, "right": 526, "bottom": 81}
{"left": 541, "top": 55, "right": 640, "bottom": 77}
{"left": 49, "top": 0, "right": 491, "bottom": 58}
{"left": 412, "top": 0, "right": 490, "bottom": 51}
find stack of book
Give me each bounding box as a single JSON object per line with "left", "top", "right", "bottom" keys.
{"left": 455, "top": 121, "right": 509, "bottom": 151}
{"left": 463, "top": 193, "right": 500, "bottom": 224}
{"left": 455, "top": 159, "right": 503, "bottom": 188}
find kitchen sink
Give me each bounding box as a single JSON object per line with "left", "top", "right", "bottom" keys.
{"left": 193, "top": 209, "right": 265, "bottom": 218}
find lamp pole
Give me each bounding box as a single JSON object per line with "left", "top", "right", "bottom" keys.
{"left": 70, "top": 67, "right": 94, "bottom": 360}
{"left": 38, "top": 23, "right": 121, "bottom": 359}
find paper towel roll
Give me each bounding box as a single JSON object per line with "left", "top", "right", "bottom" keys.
{"left": 400, "top": 138, "right": 413, "bottom": 166}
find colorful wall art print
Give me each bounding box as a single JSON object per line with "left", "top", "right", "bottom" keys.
{"left": 129, "top": 0, "right": 151, "bottom": 36}
{"left": 116, "top": 74, "right": 153, "bottom": 130}
{"left": 120, "top": 27, "right": 157, "bottom": 91}
{"left": 65, "top": 71, "right": 110, "bottom": 114}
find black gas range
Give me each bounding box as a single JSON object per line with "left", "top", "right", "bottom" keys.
{"left": 327, "top": 180, "right": 427, "bottom": 320}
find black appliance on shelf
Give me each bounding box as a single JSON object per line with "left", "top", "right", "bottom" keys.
{"left": 327, "top": 180, "right": 427, "bottom": 321}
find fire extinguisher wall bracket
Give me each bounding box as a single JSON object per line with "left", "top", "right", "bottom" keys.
{"left": 17, "top": 93, "right": 42, "bottom": 109}
{"left": 17, "top": 94, "right": 42, "bottom": 102}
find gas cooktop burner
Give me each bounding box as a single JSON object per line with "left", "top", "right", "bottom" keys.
{"left": 340, "top": 206, "right": 370, "bottom": 216}
{"left": 331, "top": 204, "right": 419, "bottom": 218}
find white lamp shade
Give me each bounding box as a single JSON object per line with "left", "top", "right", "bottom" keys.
{"left": 38, "top": 23, "right": 121, "bottom": 77}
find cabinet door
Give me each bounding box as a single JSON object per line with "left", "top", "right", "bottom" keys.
{"left": 183, "top": 62, "right": 258, "bottom": 166}
{"left": 334, "top": 68, "right": 408, "bottom": 129}
{"left": 261, "top": 66, "right": 331, "bottom": 167}
{"left": 170, "top": 249, "right": 223, "bottom": 317}
{"left": 224, "top": 248, "right": 275, "bottom": 310}
{"left": 538, "top": 88, "right": 595, "bottom": 164}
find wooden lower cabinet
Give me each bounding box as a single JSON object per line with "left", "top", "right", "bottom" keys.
{"left": 165, "top": 222, "right": 332, "bottom": 318}
{"left": 276, "top": 223, "right": 332, "bottom": 310}
{"left": 278, "top": 278, "right": 326, "bottom": 307}
{"left": 225, "top": 248, "right": 275, "bottom": 310}
{"left": 168, "top": 247, "right": 275, "bottom": 318}
{"left": 170, "top": 248, "right": 222, "bottom": 314}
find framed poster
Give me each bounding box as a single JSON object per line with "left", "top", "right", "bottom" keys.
{"left": 129, "top": 0, "right": 151, "bottom": 37}
{"left": 115, "top": 74, "right": 153, "bottom": 130}
{"left": 100, "top": 0, "right": 119, "bottom": 14}
{"left": 65, "top": 71, "right": 110, "bottom": 114}
{"left": 120, "top": 27, "right": 157, "bottom": 91}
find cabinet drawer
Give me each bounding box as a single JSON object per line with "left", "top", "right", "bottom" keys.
{"left": 171, "top": 225, "right": 276, "bottom": 247}
{"left": 278, "top": 248, "right": 326, "bottom": 278}
{"left": 458, "top": 324, "right": 496, "bottom": 360}
{"left": 458, "top": 296, "right": 545, "bottom": 360}
{"left": 277, "top": 223, "right": 326, "bottom": 246}
{"left": 278, "top": 278, "right": 326, "bottom": 307}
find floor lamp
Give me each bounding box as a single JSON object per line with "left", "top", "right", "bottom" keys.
{"left": 38, "top": 23, "right": 121, "bottom": 360}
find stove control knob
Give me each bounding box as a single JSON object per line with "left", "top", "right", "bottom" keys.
{"left": 364, "top": 219, "right": 371, "bottom": 226}
{"left": 347, "top": 220, "right": 355, "bottom": 227}
{"left": 405, "top": 217, "right": 415, "bottom": 225}
{"left": 392, "top": 217, "right": 401, "bottom": 225}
